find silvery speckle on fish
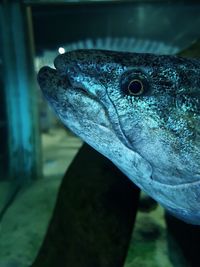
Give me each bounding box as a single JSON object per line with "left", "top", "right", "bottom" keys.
{"left": 38, "top": 50, "right": 200, "bottom": 224}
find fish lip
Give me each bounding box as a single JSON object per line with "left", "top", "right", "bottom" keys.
{"left": 37, "top": 66, "right": 59, "bottom": 101}
{"left": 37, "top": 66, "right": 55, "bottom": 88}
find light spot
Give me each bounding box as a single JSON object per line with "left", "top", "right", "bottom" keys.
{"left": 58, "top": 47, "right": 65, "bottom": 54}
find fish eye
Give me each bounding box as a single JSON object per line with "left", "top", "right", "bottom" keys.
{"left": 128, "top": 79, "right": 144, "bottom": 96}
{"left": 120, "top": 70, "right": 149, "bottom": 97}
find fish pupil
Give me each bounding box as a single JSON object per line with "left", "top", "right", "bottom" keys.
{"left": 120, "top": 70, "right": 148, "bottom": 97}
{"left": 128, "top": 79, "right": 143, "bottom": 95}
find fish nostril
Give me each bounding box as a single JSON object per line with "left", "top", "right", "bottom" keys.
{"left": 76, "top": 86, "right": 88, "bottom": 94}
{"left": 68, "top": 77, "right": 88, "bottom": 94}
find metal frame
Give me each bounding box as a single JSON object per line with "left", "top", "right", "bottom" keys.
{"left": 0, "top": 0, "right": 42, "bottom": 182}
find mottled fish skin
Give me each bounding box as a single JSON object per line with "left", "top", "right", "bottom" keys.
{"left": 38, "top": 50, "right": 200, "bottom": 224}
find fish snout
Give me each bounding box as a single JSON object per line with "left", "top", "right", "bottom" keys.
{"left": 37, "top": 66, "right": 58, "bottom": 95}
{"left": 54, "top": 50, "right": 90, "bottom": 74}
{"left": 54, "top": 51, "right": 107, "bottom": 98}
{"left": 37, "top": 66, "right": 71, "bottom": 100}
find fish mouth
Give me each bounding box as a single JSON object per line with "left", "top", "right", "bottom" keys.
{"left": 37, "top": 65, "right": 114, "bottom": 132}
{"left": 38, "top": 66, "right": 83, "bottom": 96}
{"left": 38, "top": 65, "right": 100, "bottom": 101}
{"left": 39, "top": 63, "right": 134, "bottom": 150}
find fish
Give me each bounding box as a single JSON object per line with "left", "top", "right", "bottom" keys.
{"left": 38, "top": 49, "right": 200, "bottom": 225}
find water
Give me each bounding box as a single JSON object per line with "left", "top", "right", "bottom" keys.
{"left": 1, "top": 1, "right": 200, "bottom": 266}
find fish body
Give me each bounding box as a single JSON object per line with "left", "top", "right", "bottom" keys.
{"left": 38, "top": 50, "right": 200, "bottom": 224}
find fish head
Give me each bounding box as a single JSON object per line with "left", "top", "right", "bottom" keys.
{"left": 38, "top": 50, "right": 200, "bottom": 224}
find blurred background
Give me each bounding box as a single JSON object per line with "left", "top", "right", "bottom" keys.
{"left": 0, "top": 0, "right": 200, "bottom": 267}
